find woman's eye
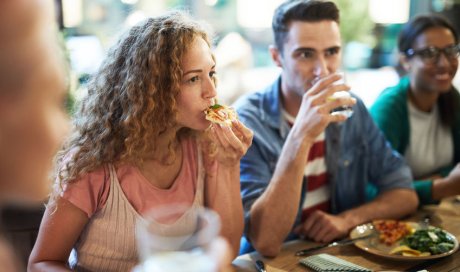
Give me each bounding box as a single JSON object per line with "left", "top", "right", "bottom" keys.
{"left": 209, "top": 71, "right": 216, "bottom": 78}
{"left": 189, "top": 76, "right": 200, "bottom": 83}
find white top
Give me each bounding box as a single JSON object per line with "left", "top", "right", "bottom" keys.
{"left": 404, "top": 100, "right": 453, "bottom": 179}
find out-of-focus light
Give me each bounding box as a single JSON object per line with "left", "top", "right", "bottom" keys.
{"left": 62, "top": 0, "right": 83, "bottom": 28}
{"left": 369, "top": 0, "right": 409, "bottom": 24}
{"left": 125, "top": 10, "right": 147, "bottom": 27}
{"left": 66, "top": 36, "right": 104, "bottom": 75}
{"left": 432, "top": 0, "right": 454, "bottom": 12}
{"left": 237, "top": 0, "right": 283, "bottom": 28}
{"left": 205, "top": 0, "right": 218, "bottom": 6}
{"left": 121, "top": 0, "right": 138, "bottom": 4}
{"left": 214, "top": 32, "right": 252, "bottom": 67}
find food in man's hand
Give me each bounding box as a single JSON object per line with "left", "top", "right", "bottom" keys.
{"left": 401, "top": 227, "right": 455, "bottom": 255}
{"left": 373, "top": 220, "right": 413, "bottom": 246}
{"left": 204, "top": 103, "right": 237, "bottom": 126}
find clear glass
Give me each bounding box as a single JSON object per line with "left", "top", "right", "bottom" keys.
{"left": 134, "top": 205, "right": 221, "bottom": 272}
{"left": 328, "top": 71, "right": 353, "bottom": 118}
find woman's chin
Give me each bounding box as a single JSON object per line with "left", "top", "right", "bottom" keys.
{"left": 188, "top": 120, "right": 213, "bottom": 131}
{"left": 201, "top": 121, "right": 214, "bottom": 131}
{"left": 437, "top": 83, "right": 454, "bottom": 93}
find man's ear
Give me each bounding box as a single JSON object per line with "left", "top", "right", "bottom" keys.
{"left": 269, "top": 45, "right": 283, "bottom": 68}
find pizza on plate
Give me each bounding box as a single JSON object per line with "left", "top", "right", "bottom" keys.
{"left": 373, "top": 219, "right": 413, "bottom": 246}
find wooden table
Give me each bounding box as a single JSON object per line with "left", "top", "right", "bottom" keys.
{"left": 233, "top": 197, "right": 460, "bottom": 272}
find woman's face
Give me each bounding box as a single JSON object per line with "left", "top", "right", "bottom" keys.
{"left": 0, "top": 51, "right": 69, "bottom": 202}
{"left": 176, "top": 37, "right": 217, "bottom": 131}
{"left": 404, "top": 26, "right": 458, "bottom": 94}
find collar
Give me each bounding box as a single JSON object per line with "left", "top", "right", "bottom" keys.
{"left": 259, "top": 76, "right": 291, "bottom": 138}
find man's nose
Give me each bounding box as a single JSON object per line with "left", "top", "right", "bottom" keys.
{"left": 313, "top": 56, "right": 330, "bottom": 78}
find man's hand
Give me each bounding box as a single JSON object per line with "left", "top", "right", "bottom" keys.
{"left": 293, "top": 210, "right": 352, "bottom": 243}
{"left": 293, "top": 74, "right": 356, "bottom": 144}
{"left": 292, "top": 189, "right": 418, "bottom": 244}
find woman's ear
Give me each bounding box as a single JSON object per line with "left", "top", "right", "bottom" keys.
{"left": 399, "top": 53, "right": 411, "bottom": 72}
{"left": 269, "top": 45, "right": 283, "bottom": 68}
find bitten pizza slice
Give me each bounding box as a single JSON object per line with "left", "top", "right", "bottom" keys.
{"left": 204, "top": 103, "right": 237, "bottom": 126}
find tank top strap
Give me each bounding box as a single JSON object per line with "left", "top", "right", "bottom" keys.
{"left": 193, "top": 139, "right": 205, "bottom": 207}
{"left": 70, "top": 164, "right": 140, "bottom": 271}
{"left": 107, "top": 164, "right": 116, "bottom": 187}
{"left": 108, "top": 164, "right": 141, "bottom": 217}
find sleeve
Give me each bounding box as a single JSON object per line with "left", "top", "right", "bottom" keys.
{"left": 61, "top": 166, "right": 110, "bottom": 218}
{"left": 411, "top": 165, "right": 454, "bottom": 206}
{"left": 369, "top": 88, "right": 405, "bottom": 154}
{"left": 359, "top": 100, "right": 414, "bottom": 193}
{"left": 370, "top": 82, "right": 440, "bottom": 205}
{"left": 413, "top": 180, "right": 436, "bottom": 205}
{"left": 237, "top": 108, "right": 276, "bottom": 237}
{"left": 240, "top": 138, "right": 273, "bottom": 235}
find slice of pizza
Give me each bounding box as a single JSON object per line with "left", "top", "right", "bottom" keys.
{"left": 204, "top": 103, "right": 237, "bottom": 126}
{"left": 373, "top": 219, "right": 413, "bottom": 246}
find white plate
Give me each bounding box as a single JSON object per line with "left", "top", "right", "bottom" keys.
{"left": 349, "top": 222, "right": 459, "bottom": 260}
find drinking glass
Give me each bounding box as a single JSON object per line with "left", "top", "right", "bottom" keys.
{"left": 327, "top": 71, "right": 354, "bottom": 118}
{"left": 134, "top": 205, "right": 221, "bottom": 272}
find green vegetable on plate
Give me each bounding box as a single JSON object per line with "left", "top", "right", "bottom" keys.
{"left": 402, "top": 227, "right": 455, "bottom": 255}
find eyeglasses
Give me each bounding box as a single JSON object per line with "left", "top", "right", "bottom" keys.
{"left": 405, "top": 44, "right": 460, "bottom": 64}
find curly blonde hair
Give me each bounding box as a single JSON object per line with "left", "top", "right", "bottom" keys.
{"left": 53, "top": 11, "right": 213, "bottom": 197}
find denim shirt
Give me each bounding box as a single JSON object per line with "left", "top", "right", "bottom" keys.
{"left": 233, "top": 77, "right": 413, "bottom": 253}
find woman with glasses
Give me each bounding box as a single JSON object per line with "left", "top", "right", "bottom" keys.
{"left": 370, "top": 14, "right": 460, "bottom": 204}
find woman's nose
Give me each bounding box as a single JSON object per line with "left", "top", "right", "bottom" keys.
{"left": 435, "top": 52, "right": 451, "bottom": 67}
{"left": 203, "top": 76, "right": 217, "bottom": 99}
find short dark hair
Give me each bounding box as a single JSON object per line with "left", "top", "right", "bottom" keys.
{"left": 398, "top": 14, "right": 458, "bottom": 54}
{"left": 398, "top": 14, "right": 459, "bottom": 128}
{"left": 272, "top": 0, "right": 340, "bottom": 53}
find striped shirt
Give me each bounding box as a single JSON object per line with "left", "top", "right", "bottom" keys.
{"left": 282, "top": 109, "right": 330, "bottom": 222}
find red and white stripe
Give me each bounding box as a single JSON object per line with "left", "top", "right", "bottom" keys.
{"left": 282, "top": 109, "right": 330, "bottom": 222}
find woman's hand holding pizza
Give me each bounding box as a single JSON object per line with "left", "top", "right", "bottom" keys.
{"left": 203, "top": 104, "right": 253, "bottom": 166}
{"left": 209, "top": 120, "right": 253, "bottom": 165}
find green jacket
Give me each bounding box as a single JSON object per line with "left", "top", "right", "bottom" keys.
{"left": 370, "top": 76, "right": 460, "bottom": 204}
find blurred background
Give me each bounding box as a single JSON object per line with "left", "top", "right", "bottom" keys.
{"left": 3, "top": 0, "right": 460, "bottom": 267}
{"left": 57, "top": 0, "right": 460, "bottom": 107}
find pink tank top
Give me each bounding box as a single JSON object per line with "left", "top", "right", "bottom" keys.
{"left": 66, "top": 137, "right": 206, "bottom": 271}
{"left": 62, "top": 137, "right": 199, "bottom": 217}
